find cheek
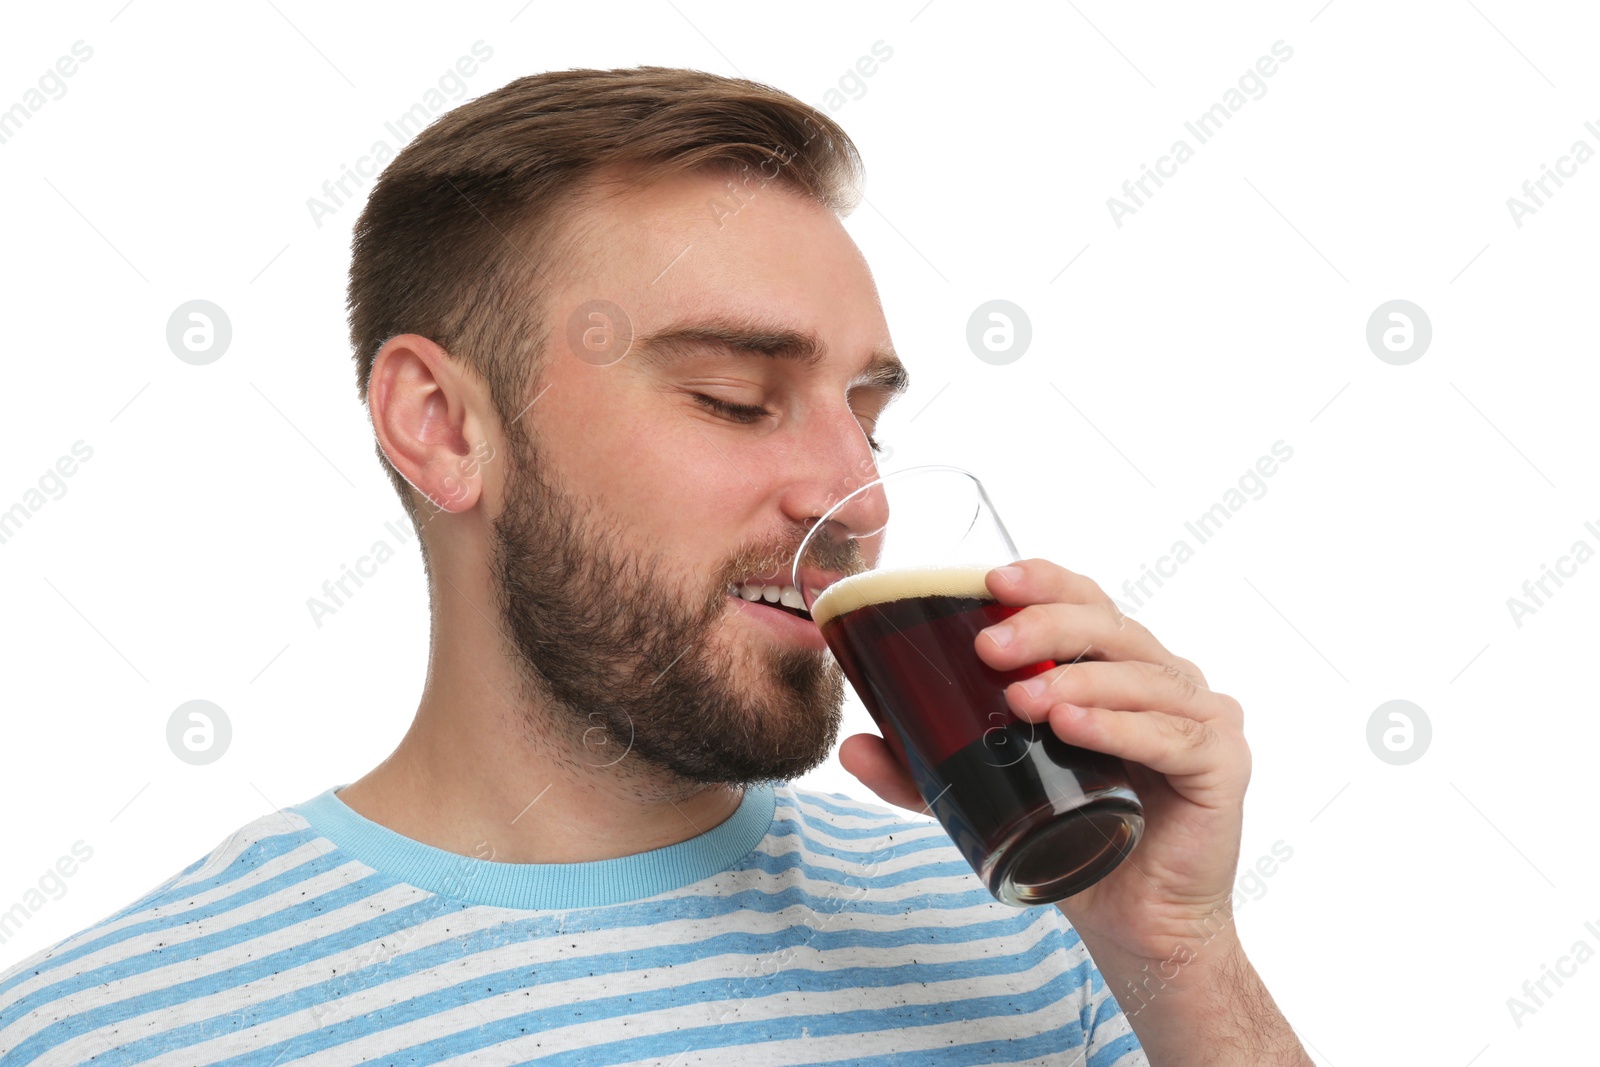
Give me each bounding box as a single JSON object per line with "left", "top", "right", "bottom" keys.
{"left": 542, "top": 397, "right": 759, "bottom": 563}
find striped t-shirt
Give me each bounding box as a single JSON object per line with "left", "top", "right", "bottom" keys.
{"left": 0, "top": 782, "right": 1145, "bottom": 1065}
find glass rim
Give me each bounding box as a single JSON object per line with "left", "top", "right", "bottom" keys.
{"left": 791, "top": 463, "right": 1020, "bottom": 596}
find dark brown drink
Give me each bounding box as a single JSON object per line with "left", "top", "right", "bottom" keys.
{"left": 813, "top": 566, "right": 1143, "bottom": 905}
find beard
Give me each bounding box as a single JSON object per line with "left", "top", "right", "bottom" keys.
{"left": 487, "top": 424, "right": 847, "bottom": 795}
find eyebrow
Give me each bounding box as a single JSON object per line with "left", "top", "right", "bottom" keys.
{"left": 634, "top": 317, "right": 911, "bottom": 401}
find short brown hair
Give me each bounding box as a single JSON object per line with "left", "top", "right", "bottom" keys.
{"left": 346, "top": 66, "right": 865, "bottom": 529}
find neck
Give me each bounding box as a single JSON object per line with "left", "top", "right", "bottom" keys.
{"left": 336, "top": 557, "right": 743, "bottom": 864}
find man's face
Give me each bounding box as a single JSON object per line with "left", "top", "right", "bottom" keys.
{"left": 487, "top": 165, "right": 905, "bottom": 793}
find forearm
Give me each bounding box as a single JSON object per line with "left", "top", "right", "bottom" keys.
{"left": 1078, "top": 923, "right": 1312, "bottom": 1067}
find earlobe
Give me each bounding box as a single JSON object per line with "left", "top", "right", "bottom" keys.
{"left": 368, "top": 334, "right": 489, "bottom": 515}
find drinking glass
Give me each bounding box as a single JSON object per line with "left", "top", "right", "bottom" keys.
{"left": 793, "top": 465, "right": 1143, "bottom": 906}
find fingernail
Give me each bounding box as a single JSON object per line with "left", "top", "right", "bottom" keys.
{"left": 1018, "top": 677, "right": 1046, "bottom": 698}
{"left": 986, "top": 623, "right": 1014, "bottom": 648}
{"left": 1062, "top": 703, "right": 1089, "bottom": 720}
{"left": 995, "top": 565, "right": 1023, "bottom": 585}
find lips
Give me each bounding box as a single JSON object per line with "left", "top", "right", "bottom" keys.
{"left": 722, "top": 584, "right": 830, "bottom": 651}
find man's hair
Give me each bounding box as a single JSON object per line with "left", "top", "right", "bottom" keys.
{"left": 346, "top": 66, "right": 865, "bottom": 533}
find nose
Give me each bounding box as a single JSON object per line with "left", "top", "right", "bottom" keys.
{"left": 781, "top": 407, "right": 891, "bottom": 572}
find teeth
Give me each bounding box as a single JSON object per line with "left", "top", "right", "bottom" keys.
{"left": 731, "top": 582, "right": 806, "bottom": 611}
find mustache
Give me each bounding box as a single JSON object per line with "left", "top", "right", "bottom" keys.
{"left": 716, "top": 531, "right": 865, "bottom": 590}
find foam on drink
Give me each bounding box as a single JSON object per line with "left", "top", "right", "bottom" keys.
{"left": 809, "top": 565, "right": 994, "bottom": 627}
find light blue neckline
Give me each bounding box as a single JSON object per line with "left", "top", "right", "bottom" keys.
{"left": 288, "top": 781, "right": 777, "bottom": 910}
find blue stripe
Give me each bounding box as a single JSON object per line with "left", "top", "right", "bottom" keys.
{"left": 769, "top": 805, "right": 947, "bottom": 847}
{"left": 102, "top": 894, "right": 1067, "bottom": 1066}
{"left": 755, "top": 821, "right": 966, "bottom": 868}
{"left": 1090, "top": 988, "right": 1122, "bottom": 1028}
{"left": 455, "top": 955, "right": 1096, "bottom": 1066}
{"left": 94, "top": 853, "right": 214, "bottom": 928}
{"left": 1088, "top": 1028, "right": 1142, "bottom": 1067}
{"left": 786, "top": 790, "right": 913, "bottom": 823}
{"left": 0, "top": 834, "right": 341, "bottom": 1002}
{"left": 535, "top": 1013, "right": 1095, "bottom": 1067}
{"left": 11, "top": 880, "right": 1057, "bottom": 1065}
{"left": 190, "top": 917, "right": 1093, "bottom": 1067}
{"left": 2, "top": 873, "right": 406, "bottom": 1062}
{"left": 741, "top": 845, "right": 978, "bottom": 893}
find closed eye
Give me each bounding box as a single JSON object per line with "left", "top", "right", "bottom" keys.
{"left": 691, "top": 392, "right": 884, "bottom": 453}
{"left": 691, "top": 393, "right": 772, "bottom": 423}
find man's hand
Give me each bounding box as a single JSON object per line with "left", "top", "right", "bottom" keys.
{"left": 837, "top": 558, "right": 1310, "bottom": 1064}
{"left": 973, "top": 559, "right": 1247, "bottom": 959}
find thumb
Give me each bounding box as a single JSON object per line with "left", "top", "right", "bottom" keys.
{"left": 838, "top": 733, "right": 925, "bottom": 812}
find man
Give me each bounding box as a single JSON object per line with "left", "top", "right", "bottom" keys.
{"left": 0, "top": 67, "right": 1309, "bottom": 1064}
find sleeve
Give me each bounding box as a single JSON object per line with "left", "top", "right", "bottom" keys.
{"left": 1044, "top": 904, "right": 1149, "bottom": 1067}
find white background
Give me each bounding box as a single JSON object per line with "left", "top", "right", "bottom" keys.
{"left": 3, "top": 1, "right": 1598, "bottom": 1062}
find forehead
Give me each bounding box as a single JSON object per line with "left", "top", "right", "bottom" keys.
{"left": 547, "top": 165, "right": 889, "bottom": 343}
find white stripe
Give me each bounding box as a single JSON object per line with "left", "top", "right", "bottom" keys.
{"left": 132, "top": 888, "right": 1061, "bottom": 1067}
{"left": 297, "top": 902, "right": 1074, "bottom": 1067}
{"left": 755, "top": 827, "right": 962, "bottom": 882}
{"left": 784, "top": 784, "right": 916, "bottom": 820}
{"left": 765, "top": 806, "right": 947, "bottom": 855}
{"left": 424, "top": 931, "right": 1086, "bottom": 1067}
{"left": 669, "top": 857, "right": 992, "bottom": 920}
{"left": 42, "top": 854, "right": 1012, "bottom": 1064}
{"left": 0, "top": 837, "right": 333, "bottom": 1023}
{"left": 777, "top": 791, "right": 928, "bottom": 828}
{"left": 125, "top": 886, "right": 538, "bottom": 1067}
{"left": 0, "top": 827, "right": 325, "bottom": 1006}
{"left": 6, "top": 859, "right": 385, "bottom": 1052}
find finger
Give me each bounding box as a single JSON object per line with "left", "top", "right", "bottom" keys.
{"left": 1004, "top": 659, "right": 1240, "bottom": 724}
{"left": 1170, "top": 654, "right": 1209, "bottom": 690}
{"left": 975, "top": 600, "right": 1181, "bottom": 676}
{"left": 837, "top": 733, "right": 925, "bottom": 812}
{"left": 1041, "top": 702, "right": 1245, "bottom": 788}
{"left": 986, "top": 558, "right": 1114, "bottom": 611}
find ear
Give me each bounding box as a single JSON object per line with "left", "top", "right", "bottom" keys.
{"left": 368, "top": 334, "right": 496, "bottom": 517}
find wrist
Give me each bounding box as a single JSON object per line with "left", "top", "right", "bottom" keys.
{"left": 1080, "top": 919, "right": 1245, "bottom": 1023}
{"left": 1073, "top": 921, "right": 1309, "bottom": 1066}
{"left": 1064, "top": 894, "right": 1242, "bottom": 991}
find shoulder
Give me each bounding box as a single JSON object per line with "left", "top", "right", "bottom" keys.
{"left": 764, "top": 783, "right": 1104, "bottom": 963}
{"left": 762, "top": 783, "right": 1021, "bottom": 914}
{"left": 769, "top": 782, "right": 950, "bottom": 863}
{"left": 773, "top": 781, "right": 936, "bottom": 826}
{"left": 0, "top": 805, "right": 333, "bottom": 1064}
